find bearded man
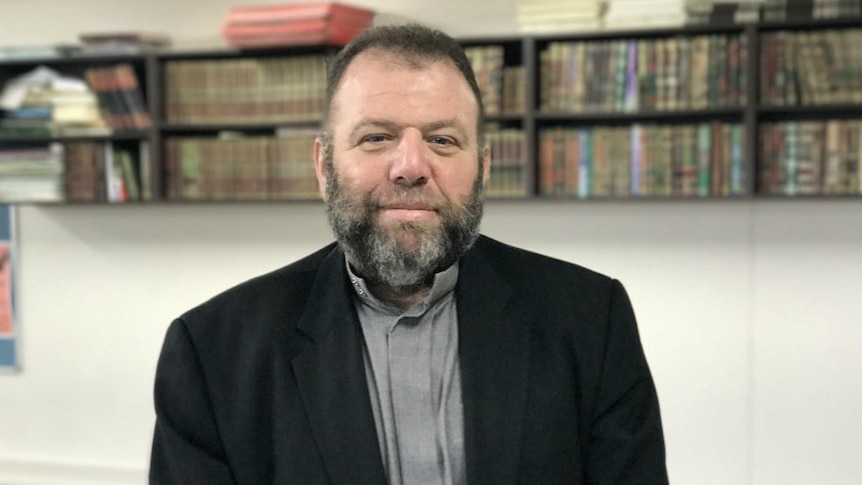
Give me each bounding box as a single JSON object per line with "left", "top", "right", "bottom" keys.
{"left": 150, "top": 24, "right": 668, "bottom": 485}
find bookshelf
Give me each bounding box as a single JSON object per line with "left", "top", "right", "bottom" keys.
{"left": 0, "top": 54, "right": 154, "bottom": 203}
{"left": 528, "top": 24, "right": 754, "bottom": 198}
{"left": 154, "top": 45, "right": 335, "bottom": 202}
{"left": 461, "top": 37, "right": 531, "bottom": 198}
{"left": 755, "top": 17, "right": 862, "bottom": 197}
{"left": 0, "top": 17, "right": 860, "bottom": 203}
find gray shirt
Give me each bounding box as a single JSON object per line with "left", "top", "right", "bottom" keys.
{"left": 347, "top": 261, "right": 465, "bottom": 485}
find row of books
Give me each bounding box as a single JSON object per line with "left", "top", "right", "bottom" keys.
{"left": 687, "top": 0, "right": 861, "bottom": 25}
{"left": 760, "top": 120, "right": 862, "bottom": 196}
{"left": 164, "top": 132, "right": 318, "bottom": 201}
{"left": 760, "top": 28, "right": 862, "bottom": 106}
{"left": 464, "top": 46, "right": 526, "bottom": 116}
{"left": 485, "top": 127, "right": 528, "bottom": 198}
{"left": 64, "top": 141, "right": 152, "bottom": 202}
{"left": 164, "top": 56, "right": 326, "bottom": 125}
{"left": 84, "top": 64, "right": 151, "bottom": 131}
{"left": 540, "top": 33, "right": 747, "bottom": 114}
{"left": 538, "top": 122, "right": 745, "bottom": 198}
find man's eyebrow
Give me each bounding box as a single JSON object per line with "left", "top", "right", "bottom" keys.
{"left": 349, "top": 119, "right": 404, "bottom": 141}
{"left": 423, "top": 118, "right": 470, "bottom": 144}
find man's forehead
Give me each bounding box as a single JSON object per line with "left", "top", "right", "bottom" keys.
{"left": 351, "top": 48, "right": 437, "bottom": 70}
{"left": 326, "top": 49, "right": 481, "bottom": 138}
{"left": 336, "top": 52, "right": 456, "bottom": 96}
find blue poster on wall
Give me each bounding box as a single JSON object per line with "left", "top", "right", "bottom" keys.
{"left": 0, "top": 204, "right": 16, "bottom": 370}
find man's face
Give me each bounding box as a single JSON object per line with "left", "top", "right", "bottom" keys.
{"left": 314, "top": 50, "right": 490, "bottom": 289}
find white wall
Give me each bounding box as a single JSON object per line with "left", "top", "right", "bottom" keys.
{"left": 1, "top": 1, "right": 862, "bottom": 484}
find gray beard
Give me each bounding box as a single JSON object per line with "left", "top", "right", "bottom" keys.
{"left": 323, "top": 149, "right": 484, "bottom": 290}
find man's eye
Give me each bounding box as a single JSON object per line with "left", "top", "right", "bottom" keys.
{"left": 362, "top": 134, "right": 389, "bottom": 144}
{"left": 429, "top": 136, "right": 454, "bottom": 146}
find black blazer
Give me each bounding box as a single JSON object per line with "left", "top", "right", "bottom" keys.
{"left": 150, "top": 236, "right": 668, "bottom": 484}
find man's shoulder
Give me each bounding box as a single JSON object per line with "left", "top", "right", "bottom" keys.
{"left": 466, "top": 235, "right": 623, "bottom": 316}
{"left": 471, "top": 235, "right": 613, "bottom": 286}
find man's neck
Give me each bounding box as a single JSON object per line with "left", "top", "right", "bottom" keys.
{"left": 366, "top": 281, "right": 431, "bottom": 311}
{"left": 344, "top": 257, "right": 460, "bottom": 312}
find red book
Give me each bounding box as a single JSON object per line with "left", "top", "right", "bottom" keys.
{"left": 222, "top": 18, "right": 370, "bottom": 37}
{"left": 224, "top": 2, "right": 374, "bottom": 25}
{"left": 223, "top": 24, "right": 367, "bottom": 47}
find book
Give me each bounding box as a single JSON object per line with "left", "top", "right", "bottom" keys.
{"left": 138, "top": 141, "right": 152, "bottom": 201}
{"left": 223, "top": 18, "right": 355, "bottom": 37}
{"left": 116, "top": 149, "right": 141, "bottom": 201}
{"left": 223, "top": 21, "right": 369, "bottom": 47}
{"left": 79, "top": 31, "right": 171, "bottom": 46}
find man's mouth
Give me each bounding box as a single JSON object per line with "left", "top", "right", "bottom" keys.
{"left": 379, "top": 202, "right": 437, "bottom": 222}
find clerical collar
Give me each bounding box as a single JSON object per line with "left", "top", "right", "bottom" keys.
{"left": 344, "top": 258, "right": 460, "bottom": 316}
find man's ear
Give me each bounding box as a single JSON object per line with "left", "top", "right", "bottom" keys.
{"left": 482, "top": 145, "right": 491, "bottom": 188}
{"left": 313, "top": 137, "right": 328, "bottom": 200}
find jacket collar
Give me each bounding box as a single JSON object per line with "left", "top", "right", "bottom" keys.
{"left": 292, "top": 245, "right": 387, "bottom": 484}
{"left": 457, "top": 237, "right": 530, "bottom": 485}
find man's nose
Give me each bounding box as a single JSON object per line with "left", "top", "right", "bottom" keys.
{"left": 390, "top": 129, "right": 431, "bottom": 187}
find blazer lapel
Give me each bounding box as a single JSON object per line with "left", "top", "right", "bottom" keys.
{"left": 291, "top": 247, "right": 387, "bottom": 485}
{"left": 457, "top": 241, "right": 532, "bottom": 485}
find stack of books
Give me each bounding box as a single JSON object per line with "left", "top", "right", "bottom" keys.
{"left": 605, "top": 0, "right": 687, "bottom": 29}
{"left": 221, "top": 2, "right": 375, "bottom": 47}
{"left": 75, "top": 31, "right": 171, "bottom": 55}
{"left": 0, "top": 44, "right": 79, "bottom": 60}
{"left": 0, "top": 66, "right": 111, "bottom": 138}
{"left": 517, "top": 0, "right": 608, "bottom": 33}
{"left": 50, "top": 87, "right": 111, "bottom": 137}
{"left": 0, "top": 144, "right": 65, "bottom": 203}
{"left": 685, "top": 0, "right": 764, "bottom": 26}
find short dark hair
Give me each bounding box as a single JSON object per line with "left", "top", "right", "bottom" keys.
{"left": 323, "top": 23, "right": 485, "bottom": 142}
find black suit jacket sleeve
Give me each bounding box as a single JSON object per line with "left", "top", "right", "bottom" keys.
{"left": 585, "top": 280, "right": 667, "bottom": 484}
{"left": 457, "top": 238, "right": 667, "bottom": 485}
{"left": 150, "top": 319, "right": 236, "bottom": 485}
